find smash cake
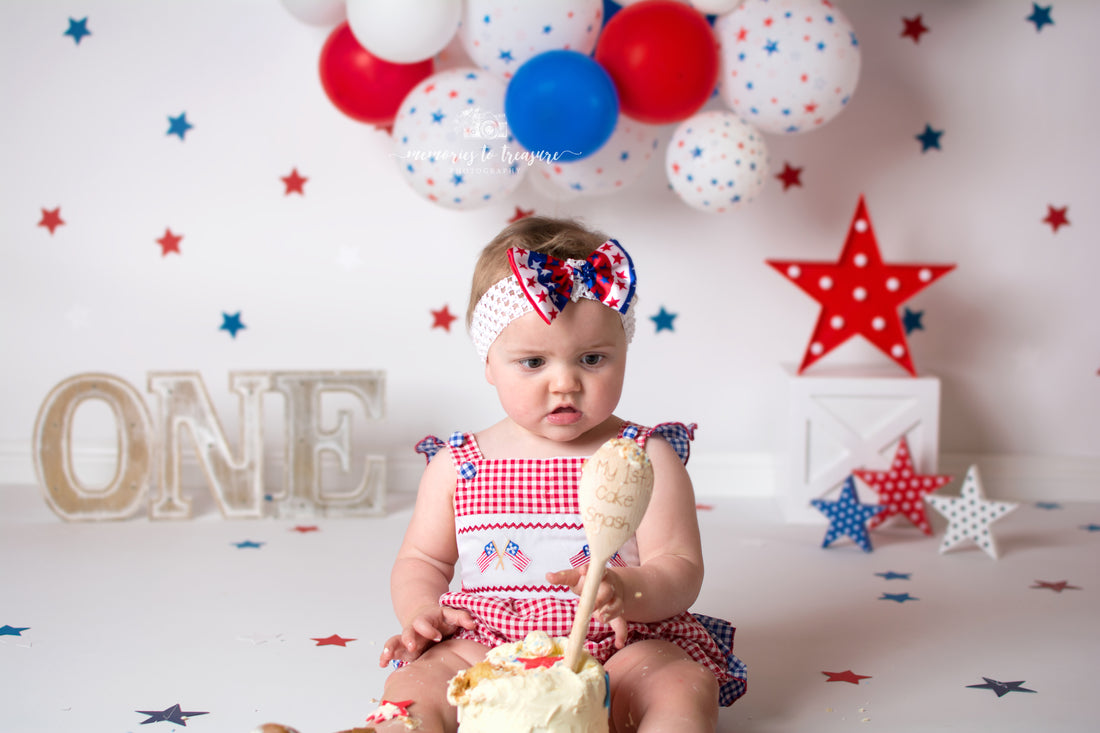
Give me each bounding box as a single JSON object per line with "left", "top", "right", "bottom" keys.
{"left": 447, "top": 631, "right": 609, "bottom": 733}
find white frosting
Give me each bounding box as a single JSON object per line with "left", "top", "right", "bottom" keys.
{"left": 447, "top": 631, "right": 609, "bottom": 733}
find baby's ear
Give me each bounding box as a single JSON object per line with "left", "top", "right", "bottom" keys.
{"left": 484, "top": 359, "right": 496, "bottom": 386}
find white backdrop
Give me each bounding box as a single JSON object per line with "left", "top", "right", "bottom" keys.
{"left": 2, "top": 1, "right": 1098, "bottom": 502}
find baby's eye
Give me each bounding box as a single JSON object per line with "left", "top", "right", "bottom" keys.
{"left": 518, "top": 357, "right": 545, "bottom": 369}
{"left": 580, "top": 353, "right": 604, "bottom": 367}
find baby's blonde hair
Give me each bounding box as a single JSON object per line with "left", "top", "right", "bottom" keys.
{"left": 466, "top": 216, "right": 610, "bottom": 329}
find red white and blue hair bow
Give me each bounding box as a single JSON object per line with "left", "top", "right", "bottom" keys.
{"left": 507, "top": 239, "right": 637, "bottom": 324}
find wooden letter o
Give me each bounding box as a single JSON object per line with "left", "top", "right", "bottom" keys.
{"left": 33, "top": 373, "right": 153, "bottom": 521}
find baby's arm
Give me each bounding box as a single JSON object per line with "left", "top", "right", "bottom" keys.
{"left": 379, "top": 452, "right": 476, "bottom": 666}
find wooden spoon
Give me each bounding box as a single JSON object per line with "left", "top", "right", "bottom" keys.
{"left": 563, "top": 438, "right": 654, "bottom": 672}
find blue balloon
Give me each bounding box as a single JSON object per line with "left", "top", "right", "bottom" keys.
{"left": 505, "top": 50, "right": 619, "bottom": 163}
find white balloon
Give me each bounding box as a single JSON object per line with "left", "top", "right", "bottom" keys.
{"left": 665, "top": 110, "right": 769, "bottom": 213}
{"left": 280, "top": 0, "right": 346, "bottom": 27}
{"left": 392, "top": 68, "right": 527, "bottom": 210}
{"left": 539, "top": 115, "right": 660, "bottom": 196}
{"left": 346, "top": 0, "right": 462, "bottom": 63}
{"left": 460, "top": 0, "right": 603, "bottom": 80}
{"left": 689, "top": 0, "right": 744, "bottom": 15}
{"left": 714, "top": 0, "right": 861, "bottom": 134}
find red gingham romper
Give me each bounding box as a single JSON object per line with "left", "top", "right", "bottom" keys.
{"left": 414, "top": 421, "right": 747, "bottom": 706}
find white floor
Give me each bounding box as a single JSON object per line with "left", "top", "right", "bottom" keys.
{"left": 1, "top": 482, "right": 1096, "bottom": 732}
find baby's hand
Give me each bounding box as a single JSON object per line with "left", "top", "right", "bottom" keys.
{"left": 546, "top": 566, "right": 629, "bottom": 648}
{"left": 378, "top": 605, "right": 476, "bottom": 667}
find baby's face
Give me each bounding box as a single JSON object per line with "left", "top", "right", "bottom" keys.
{"left": 484, "top": 300, "right": 627, "bottom": 445}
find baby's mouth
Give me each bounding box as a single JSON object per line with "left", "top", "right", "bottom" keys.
{"left": 546, "top": 405, "right": 582, "bottom": 425}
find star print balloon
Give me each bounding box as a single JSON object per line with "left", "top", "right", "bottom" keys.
{"left": 459, "top": 0, "right": 604, "bottom": 80}
{"left": 391, "top": 68, "right": 526, "bottom": 210}
{"left": 714, "top": 0, "right": 862, "bottom": 135}
{"left": 665, "top": 110, "right": 769, "bottom": 213}
{"left": 537, "top": 114, "right": 660, "bottom": 195}
{"left": 766, "top": 195, "right": 955, "bottom": 375}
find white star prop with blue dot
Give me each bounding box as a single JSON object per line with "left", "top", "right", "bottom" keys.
{"left": 926, "top": 464, "right": 1018, "bottom": 559}
{"left": 811, "top": 476, "right": 885, "bottom": 553}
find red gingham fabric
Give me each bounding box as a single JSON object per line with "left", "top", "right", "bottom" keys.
{"left": 421, "top": 421, "right": 745, "bottom": 705}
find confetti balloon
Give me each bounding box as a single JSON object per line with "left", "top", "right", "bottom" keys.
{"left": 346, "top": 0, "right": 462, "bottom": 63}
{"left": 280, "top": 0, "right": 346, "bottom": 27}
{"left": 392, "top": 69, "right": 527, "bottom": 210}
{"left": 714, "top": 0, "right": 861, "bottom": 134}
{"left": 594, "top": 0, "right": 718, "bottom": 125}
{"left": 537, "top": 114, "right": 660, "bottom": 195}
{"left": 459, "top": 0, "right": 604, "bottom": 80}
{"left": 319, "top": 23, "right": 434, "bottom": 126}
{"left": 665, "top": 110, "right": 769, "bottom": 213}
{"left": 505, "top": 50, "right": 619, "bottom": 163}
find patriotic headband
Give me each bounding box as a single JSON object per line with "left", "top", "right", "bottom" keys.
{"left": 470, "top": 239, "right": 638, "bottom": 362}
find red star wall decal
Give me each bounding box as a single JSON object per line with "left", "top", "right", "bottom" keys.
{"left": 282, "top": 167, "right": 308, "bottom": 195}
{"left": 823, "top": 670, "right": 871, "bottom": 684}
{"left": 853, "top": 436, "right": 952, "bottom": 535}
{"left": 1042, "top": 204, "right": 1069, "bottom": 232}
{"left": 901, "top": 15, "right": 929, "bottom": 43}
{"left": 38, "top": 207, "right": 65, "bottom": 235}
{"left": 776, "top": 162, "right": 803, "bottom": 191}
{"left": 509, "top": 205, "right": 534, "bottom": 222}
{"left": 157, "top": 228, "right": 182, "bottom": 256}
{"left": 431, "top": 305, "right": 458, "bottom": 331}
{"left": 311, "top": 634, "right": 355, "bottom": 646}
{"left": 766, "top": 195, "right": 955, "bottom": 376}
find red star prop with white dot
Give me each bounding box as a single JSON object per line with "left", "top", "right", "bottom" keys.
{"left": 766, "top": 195, "right": 955, "bottom": 376}
{"left": 853, "top": 436, "right": 952, "bottom": 535}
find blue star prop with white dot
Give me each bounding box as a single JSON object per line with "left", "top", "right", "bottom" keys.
{"left": 650, "top": 307, "right": 677, "bottom": 332}
{"left": 64, "top": 17, "right": 91, "bottom": 45}
{"left": 811, "top": 476, "right": 885, "bottom": 552}
{"left": 220, "top": 312, "right": 245, "bottom": 338}
{"left": 167, "top": 112, "right": 193, "bottom": 140}
{"left": 1026, "top": 3, "right": 1054, "bottom": 32}
{"left": 916, "top": 124, "right": 943, "bottom": 152}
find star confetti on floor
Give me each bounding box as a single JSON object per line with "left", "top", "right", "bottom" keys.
{"left": 880, "top": 592, "right": 919, "bottom": 603}
{"left": 1042, "top": 204, "right": 1069, "bottom": 232}
{"left": 853, "top": 436, "right": 952, "bottom": 534}
{"left": 291, "top": 525, "right": 319, "bottom": 533}
{"left": 156, "top": 228, "right": 182, "bottom": 256}
{"left": 134, "top": 703, "right": 208, "bottom": 726}
{"left": 431, "top": 304, "right": 458, "bottom": 331}
{"left": 282, "top": 168, "right": 308, "bottom": 195}
{"left": 232, "top": 540, "right": 263, "bottom": 549}
{"left": 312, "top": 634, "right": 356, "bottom": 647}
{"left": 650, "top": 306, "right": 677, "bottom": 333}
{"left": 823, "top": 670, "right": 871, "bottom": 684}
{"left": 38, "top": 207, "right": 64, "bottom": 235}
{"left": 926, "top": 465, "right": 1019, "bottom": 558}
{"left": 0, "top": 625, "right": 30, "bottom": 636}
{"left": 776, "top": 162, "right": 803, "bottom": 190}
{"left": 64, "top": 17, "right": 91, "bottom": 45}
{"left": 1030, "top": 580, "right": 1081, "bottom": 593}
{"left": 811, "top": 475, "right": 885, "bottom": 553}
{"left": 1026, "top": 3, "right": 1054, "bottom": 32}
{"left": 901, "top": 15, "right": 929, "bottom": 43}
{"left": 167, "top": 112, "right": 193, "bottom": 140}
{"left": 766, "top": 195, "right": 955, "bottom": 375}
{"left": 916, "top": 123, "right": 944, "bottom": 152}
{"left": 966, "top": 677, "right": 1037, "bottom": 697}
{"left": 876, "top": 571, "right": 911, "bottom": 581}
{"left": 219, "top": 311, "right": 246, "bottom": 338}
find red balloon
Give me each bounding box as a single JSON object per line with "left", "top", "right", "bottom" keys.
{"left": 594, "top": 1, "right": 718, "bottom": 125}
{"left": 319, "top": 22, "right": 433, "bottom": 126}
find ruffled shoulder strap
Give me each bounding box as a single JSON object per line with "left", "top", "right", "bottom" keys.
{"left": 413, "top": 431, "right": 483, "bottom": 479}
{"left": 618, "top": 421, "right": 697, "bottom": 465}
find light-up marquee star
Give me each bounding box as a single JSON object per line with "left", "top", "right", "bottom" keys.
{"left": 767, "top": 195, "right": 955, "bottom": 376}
{"left": 853, "top": 436, "right": 952, "bottom": 535}
{"left": 926, "top": 465, "right": 1018, "bottom": 559}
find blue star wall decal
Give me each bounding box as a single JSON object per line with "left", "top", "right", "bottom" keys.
{"left": 811, "top": 476, "right": 885, "bottom": 552}
{"left": 966, "top": 678, "right": 1037, "bottom": 697}
{"left": 902, "top": 307, "right": 924, "bottom": 334}
{"left": 135, "top": 703, "right": 208, "bottom": 726}
{"left": 64, "top": 17, "right": 91, "bottom": 44}
{"left": 916, "top": 124, "right": 943, "bottom": 152}
{"left": 1026, "top": 3, "right": 1054, "bottom": 32}
{"left": 219, "top": 311, "right": 245, "bottom": 338}
{"left": 650, "top": 306, "right": 677, "bottom": 332}
{"left": 167, "top": 112, "right": 193, "bottom": 140}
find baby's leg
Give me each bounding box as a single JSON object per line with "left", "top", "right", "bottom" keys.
{"left": 373, "top": 638, "right": 487, "bottom": 733}
{"left": 604, "top": 639, "right": 720, "bottom": 733}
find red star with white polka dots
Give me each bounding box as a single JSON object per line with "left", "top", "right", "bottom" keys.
{"left": 766, "top": 195, "right": 955, "bottom": 375}
{"left": 853, "top": 436, "right": 952, "bottom": 535}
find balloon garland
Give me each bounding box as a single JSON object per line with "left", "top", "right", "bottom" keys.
{"left": 285, "top": 0, "right": 862, "bottom": 212}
